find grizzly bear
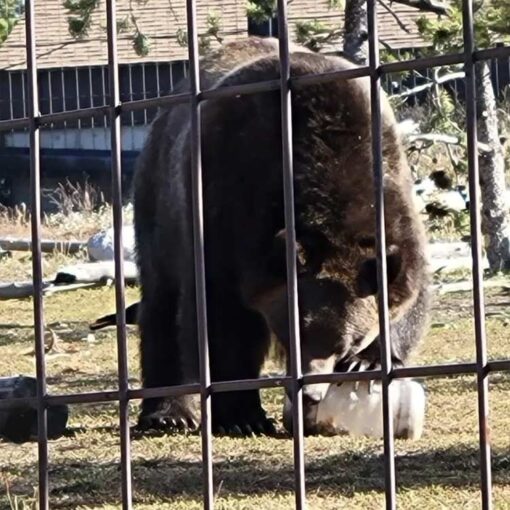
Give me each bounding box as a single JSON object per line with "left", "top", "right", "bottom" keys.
{"left": 132, "top": 37, "right": 429, "bottom": 435}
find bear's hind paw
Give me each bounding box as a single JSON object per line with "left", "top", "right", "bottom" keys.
{"left": 136, "top": 396, "right": 200, "bottom": 434}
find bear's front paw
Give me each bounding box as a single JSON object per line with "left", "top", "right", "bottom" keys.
{"left": 136, "top": 395, "right": 200, "bottom": 433}
{"left": 213, "top": 416, "right": 277, "bottom": 437}
{"left": 212, "top": 394, "right": 277, "bottom": 437}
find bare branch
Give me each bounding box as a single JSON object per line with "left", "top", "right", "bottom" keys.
{"left": 389, "top": 0, "right": 449, "bottom": 16}
{"left": 378, "top": 0, "right": 410, "bottom": 33}
{"left": 407, "top": 132, "right": 493, "bottom": 153}
{"left": 393, "top": 71, "right": 465, "bottom": 98}
{"left": 166, "top": 0, "right": 180, "bottom": 23}
{"left": 407, "top": 133, "right": 460, "bottom": 145}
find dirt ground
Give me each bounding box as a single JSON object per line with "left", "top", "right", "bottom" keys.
{"left": 0, "top": 252, "right": 510, "bottom": 509}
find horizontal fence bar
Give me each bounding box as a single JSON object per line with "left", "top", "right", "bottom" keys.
{"left": 0, "top": 117, "right": 29, "bottom": 130}
{"left": 291, "top": 65, "right": 372, "bottom": 87}
{"left": 121, "top": 91, "right": 190, "bottom": 112}
{"left": 200, "top": 78, "right": 282, "bottom": 99}
{"left": 2, "top": 360, "right": 509, "bottom": 411}
{"left": 474, "top": 45, "right": 510, "bottom": 62}
{"left": 41, "top": 106, "right": 110, "bottom": 125}
{"left": 380, "top": 53, "right": 465, "bottom": 74}
{"left": 2, "top": 45, "right": 509, "bottom": 134}
{"left": 210, "top": 376, "right": 290, "bottom": 393}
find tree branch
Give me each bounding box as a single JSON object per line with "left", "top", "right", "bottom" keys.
{"left": 407, "top": 132, "right": 493, "bottom": 153}
{"left": 393, "top": 71, "right": 465, "bottom": 98}
{"left": 389, "top": 0, "right": 449, "bottom": 16}
{"left": 378, "top": 0, "right": 410, "bottom": 33}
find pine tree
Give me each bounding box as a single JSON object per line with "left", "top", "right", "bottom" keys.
{"left": 0, "top": 0, "right": 24, "bottom": 45}
{"left": 418, "top": 0, "right": 510, "bottom": 271}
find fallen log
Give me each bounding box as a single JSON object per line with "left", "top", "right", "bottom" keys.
{"left": 0, "top": 237, "right": 86, "bottom": 254}
{"left": 430, "top": 257, "right": 490, "bottom": 274}
{"left": 0, "top": 281, "right": 106, "bottom": 300}
{"left": 433, "top": 279, "right": 510, "bottom": 295}
{"left": 54, "top": 261, "right": 138, "bottom": 285}
{"left": 0, "top": 281, "right": 53, "bottom": 300}
{"left": 0, "top": 261, "right": 139, "bottom": 300}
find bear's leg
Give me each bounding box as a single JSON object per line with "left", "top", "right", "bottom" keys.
{"left": 207, "top": 300, "right": 276, "bottom": 436}
{"left": 137, "top": 285, "right": 200, "bottom": 432}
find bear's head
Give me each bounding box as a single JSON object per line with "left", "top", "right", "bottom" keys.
{"left": 257, "top": 228, "right": 406, "bottom": 434}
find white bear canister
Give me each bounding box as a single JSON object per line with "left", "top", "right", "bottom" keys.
{"left": 284, "top": 378, "right": 426, "bottom": 439}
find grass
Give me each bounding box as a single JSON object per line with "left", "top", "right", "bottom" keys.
{"left": 0, "top": 181, "right": 133, "bottom": 241}
{"left": 2, "top": 75, "right": 509, "bottom": 510}
{"left": 0, "top": 250, "right": 510, "bottom": 509}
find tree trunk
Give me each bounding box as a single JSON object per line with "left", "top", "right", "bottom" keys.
{"left": 343, "top": 0, "right": 368, "bottom": 65}
{"left": 475, "top": 61, "right": 510, "bottom": 272}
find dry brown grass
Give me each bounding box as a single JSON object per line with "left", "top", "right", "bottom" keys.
{"left": 0, "top": 251, "right": 510, "bottom": 509}
{"left": 0, "top": 181, "right": 133, "bottom": 241}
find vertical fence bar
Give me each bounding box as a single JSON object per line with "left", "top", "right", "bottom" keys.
{"left": 185, "top": 0, "right": 214, "bottom": 508}
{"left": 89, "top": 67, "right": 95, "bottom": 129}
{"left": 128, "top": 64, "right": 135, "bottom": 126}
{"left": 102, "top": 66, "right": 107, "bottom": 128}
{"left": 61, "top": 69, "right": 67, "bottom": 128}
{"left": 276, "top": 1, "right": 306, "bottom": 508}
{"left": 75, "top": 68, "right": 82, "bottom": 129}
{"left": 48, "top": 72, "right": 54, "bottom": 142}
{"left": 142, "top": 63, "right": 148, "bottom": 125}
{"left": 48, "top": 71, "right": 53, "bottom": 116}
{"left": 105, "top": 1, "right": 132, "bottom": 508}
{"left": 8, "top": 72, "right": 14, "bottom": 120}
{"left": 22, "top": 71, "right": 28, "bottom": 118}
{"left": 25, "top": 2, "right": 49, "bottom": 509}
{"left": 22, "top": 71, "right": 27, "bottom": 119}
{"left": 367, "top": 1, "right": 397, "bottom": 508}
{"left": 461, "top": 1, "right": 492, "bottom": 508}
{"left": 156, "top": 62, "right": 161, "bottom": 99}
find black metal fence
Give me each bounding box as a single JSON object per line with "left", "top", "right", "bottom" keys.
{"left": 1, "top": 53, "right": 509, "bottom": 129}
{"left": 0, "top": 61, "right": 189, "bottom": 128}
{"left": 0, "top": 1, "right": 509, "bottom": 509}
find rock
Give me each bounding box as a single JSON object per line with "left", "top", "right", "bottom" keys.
{"left": 0, "top": 376, "right": 69, "bottom": 443}
{"left": 87, "top": 225, "right": 135, "bottom": 262}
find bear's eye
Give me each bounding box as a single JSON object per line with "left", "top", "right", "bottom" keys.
{"left": 299, "top": 230, "right": 334, "bottom": 275}
{"left": 357, "top": 236, "right": 376, "bottom": 249}
{"left": 356, "top": 251, "right": 403, "bottom": 297}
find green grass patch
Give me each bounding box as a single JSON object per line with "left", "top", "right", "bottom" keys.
{"left": 1, "top": 254, "right": 510, "bottom": 509}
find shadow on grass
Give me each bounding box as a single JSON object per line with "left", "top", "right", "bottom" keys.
{"left": 7, "top": 445, "right": 510, "bottom": 507}
{"left": 0, "top": 320, "right": 110, "bottom": 346}
{"left": 47, "top": 373, "right": 140, "bottom": 391}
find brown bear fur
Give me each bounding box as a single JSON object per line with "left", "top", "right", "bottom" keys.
{"left": 133, "top": 37, "right": 430, "bottom": 435}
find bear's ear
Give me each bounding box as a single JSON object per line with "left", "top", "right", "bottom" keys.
{"left": 356, "top": 251, "right": 402, "bottom": 298}
{"left": 272, "top": 228, "right": 333, "bottom": 275}
{"left": 269, "top": 230, "right": 306, "bottom": 275}
{"left": 266, "top": 230, "right": 294, "bottom": 279}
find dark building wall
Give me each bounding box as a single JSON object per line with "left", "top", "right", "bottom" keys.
{"left": 0, "top": 61, "right": 188, "bottom": 127}
{"left": 1, "top": 52, "right": 509, "bottom": 211}
{"left": 0, "top": 148, "right": 138, "bottom": 211}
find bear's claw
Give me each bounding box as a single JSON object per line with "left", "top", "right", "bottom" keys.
{"left": 136, "top": 395, "right": 200, "bottom": 433}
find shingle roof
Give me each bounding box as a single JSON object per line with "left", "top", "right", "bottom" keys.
{"left": 0, "top": 0, "right": 436, "bottom": 71}
{"left": 287, "top": 1, "right": 434, "bottom": 52}
{"left": 0, "top": 0, "right": 248, "bottom": 70}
